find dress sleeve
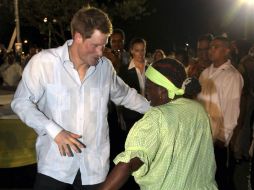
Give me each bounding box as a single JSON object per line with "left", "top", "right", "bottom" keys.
{"left": 114, "top": 108, "right": 161, "bottom": 178}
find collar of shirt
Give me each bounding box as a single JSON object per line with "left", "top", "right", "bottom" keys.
{"left": 128, "top": 59, "right": 147, "bottom": 96}
{"left": 58, "top": 40, "right": 73, "bottom": 67}
{"left": 209, "top": 59, "right": 232, "bottom": 78}
{"left": 59, "top": 40, "right": 97, "bottom": 81}
{"left": 128, "top": 59, "right": 147, "bottom": 71}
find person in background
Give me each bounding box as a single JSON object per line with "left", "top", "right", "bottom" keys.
{"left": 98, "top": 58, "right": 217, "bottom": 190}
{"left": 22, "top": 45, "right": 38, "bottom": 68}
{"left": 103, "top": 28, "right": 130, "bottom": 73}
{"left": 231, "top": 44, "right": 254, "bottom": 162}
{"left": 117, "top": 37, "right": 148, "bottom": 189}
{"left": 197, "top": 36, "right": 243, "bottom": 190}
{"left": 152, "top": 49, "right": 166, "bottom": 63}
{"left": 103, "top": 29, "right": 130, "bottom": 179}
{"left": 0, "top": 43, "right": 7, "bottom": 85}
{"left": 175, "top": 48, "right": 190, "bottom": 73}
{"left": 0, "top": 43, "right": 7, "bottom": 65}
{"left": 11, "top": 7, "right": 150, "bottom": 190}
{"left": 249, "top": 119, "right": 254, "bottom": 190}
{"left": 119, "top": 37, "right": 148, "bottom": 132}
{"left": 188, "top": 33, "right": 213, "bottom": 78}
{"left": 0, "top": 51, "right": 23, "bottom": 88}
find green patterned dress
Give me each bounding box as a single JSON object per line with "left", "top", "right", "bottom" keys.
{"left": 114, "top": 98, "right": 218, "bottom": 190}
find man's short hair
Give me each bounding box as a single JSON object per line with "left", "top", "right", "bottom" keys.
{"left": 213, "top": 36, "right": 231, "bottom": 48}
{"left": 71, "top": 7, "right": 112, "bottom": 39}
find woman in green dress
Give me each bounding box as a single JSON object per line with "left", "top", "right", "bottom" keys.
{"left": 99, "top": 58, "right": 218, "bottom": 190}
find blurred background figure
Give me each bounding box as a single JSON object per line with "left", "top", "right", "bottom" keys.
{"left": 120, "top": 37, "right": 147, "bottom": 102}
{"left": 232, "top": 44, "right": 254, "bottom": 162}
{"left": 103, "top": 28, "right": 130, "bottom": 73}
{"left": 188, "top": 33, "right": 213, "bottom": 78}
{"left": 152, "top": 48, "right": 166, "bottom": 63}
{"left": 0, "top": 43, "right": 7, "bottom": 85}
{"left": 0, "top": 51, "right": 23, "bottom": 88}
{"left": 22, "top": 44, "right": 38, "bottom": 68}
{"left": 175, "top": 48, "right": 190, "bottom": 73}
{"left": 0, "top": 43, "right": 7, "bottom": 66}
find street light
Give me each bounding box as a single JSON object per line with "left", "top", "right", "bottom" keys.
{"left": 14, "top": 0, "right": 22, "bottom": 55}
{"left": 43, "top": 17, "right": 56, "bottom": 48}
{"left": 224, "top": 0, "right": 254, "bottom": 40}
{"left": 240, "top": 0, "right": 254, "bottom": 39}
{"left": 241, "top": 0, "right": 254, "bottom": 5}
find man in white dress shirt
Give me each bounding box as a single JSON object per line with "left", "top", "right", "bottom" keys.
{"left": 11, "top": 7, "right": 150, "bottom": 190}
{"left": 198, "top": 36, "right": 243, "bottom": 190}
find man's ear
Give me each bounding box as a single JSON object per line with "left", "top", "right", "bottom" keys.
{"left": 73, "top": 32, "right": 83, "bottom": 43}
{"left": 225, "top": 47, "right": 231, "bottom": 59}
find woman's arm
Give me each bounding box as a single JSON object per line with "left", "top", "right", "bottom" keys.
{"left": 98, "top": 157, "right": 143, "bottom": 190}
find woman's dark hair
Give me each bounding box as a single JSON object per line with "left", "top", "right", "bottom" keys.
{"left": 129, "top": 37, "right": 146, "bottom": 50}
{"left": 152, "top": 58, "right": 201, "bottom": 98}
{"left": 183, "top": 77, "right": 201, "bottom": 98}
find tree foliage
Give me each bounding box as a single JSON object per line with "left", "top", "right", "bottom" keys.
{"left": 15, "top": 0, "right": 152, "bottom": 47}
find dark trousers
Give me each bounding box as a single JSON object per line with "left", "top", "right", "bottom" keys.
{"left": 214, "top": 146, "right": 235, "bottom": 190}
{"left": 33, "top": 170, "right": 101, "bottom": 190}
{"left": 251, "top": 149, "right": 254, "bottom": 190}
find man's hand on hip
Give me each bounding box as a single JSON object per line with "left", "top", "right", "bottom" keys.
{"left": 54, "top": 130, "right": 86, "bottom": 157}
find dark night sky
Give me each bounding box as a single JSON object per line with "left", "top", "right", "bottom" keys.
{"left": 116, "top": 0, "right": 254, "bottom": 53}
{"left": 1, "top": 0, "right": 254, "bottom": 54}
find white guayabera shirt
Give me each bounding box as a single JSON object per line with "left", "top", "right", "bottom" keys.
{"left": 11, "top": 40, "right": 150, "bottom": 185}
{"left": 198, "top": 60, "right": 243, "bottom": 146}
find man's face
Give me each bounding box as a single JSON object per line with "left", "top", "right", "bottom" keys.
{"left": 77, "top": 29, "right": 109, "bottom": 66}
{"left": 208, "top": 39, "right": 229, "bottom": 63}
{"left": 197, "top": 40, "right": 210, "bottom": 62}
{"left": 110, "top": 33, "right": 124, "bottom": 51}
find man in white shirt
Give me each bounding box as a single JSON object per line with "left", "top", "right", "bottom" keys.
{"left": 198, "top": 36, "right": 243, "bottom": 190}
{"left": 11, "top": 7, "right": 150, "bottom": 190}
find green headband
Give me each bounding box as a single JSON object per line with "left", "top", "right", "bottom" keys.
{"left": 145, "top": 65, "right": 184, "bottom": 99}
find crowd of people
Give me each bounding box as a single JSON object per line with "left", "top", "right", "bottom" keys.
{"left": 0, "top": 44, "right": 39, "bottom": 89}
{"left": 1, "top": 6, "right": 254, "bottom": 190}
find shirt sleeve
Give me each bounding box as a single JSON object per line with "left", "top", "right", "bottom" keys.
{"left": 114, "top": 108, "right": 161, "bottom": 178}
{"left": 219, "top": 71, "right": 243, "bottom": 145}
{"left": 11, "top": 53, "right": 63, "bottom": 138}
{"left": 109, "top": 63, "right": 150, "bottom": 114}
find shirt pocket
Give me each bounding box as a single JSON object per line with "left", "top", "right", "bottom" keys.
{"left": 90, "top": 88, "right": 100, "bottom": 112}
{"left": 90, "top": 87, "right": 109, "bottom": 113}
{"left": 46, "top": 84, "right": 70, "bottom": 111}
